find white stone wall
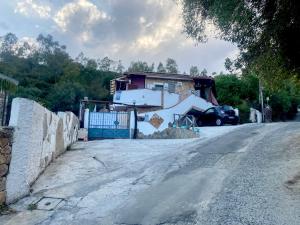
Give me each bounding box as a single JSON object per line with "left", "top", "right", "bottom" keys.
{"left": 6, "top": 98, "right": 78, "bottom": 203}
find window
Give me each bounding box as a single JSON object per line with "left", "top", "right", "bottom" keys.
{"left": 205, "top": 108, "right": 215, "bottom": 114}
{"left": 154, "top": 84, "right": 164, "bottom": 90}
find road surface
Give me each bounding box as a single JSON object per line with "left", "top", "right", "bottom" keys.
{"left": 1, "top": 122, "right": 300, "bottom": 225}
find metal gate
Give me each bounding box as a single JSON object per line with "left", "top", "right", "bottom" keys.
{"left": 88, "top": 111, "right": 130, "bottom": 139}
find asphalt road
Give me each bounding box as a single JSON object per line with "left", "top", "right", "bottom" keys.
{"left": 113, "top": 123, "right": 300, "bottom": 225}
{"left": 2, "top": 122, "right": 300, "bottom": 225}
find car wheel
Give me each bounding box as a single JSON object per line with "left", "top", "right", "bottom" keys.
{"left": 215, "top": 118, "right": 223, "bottom": 126}
{"left": 197, "top": 119, "right": 203, "bottom": 126}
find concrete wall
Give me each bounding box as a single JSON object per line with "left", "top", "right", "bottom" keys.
{"left": 6, "top": 98, "right": 79, "bottom": 203}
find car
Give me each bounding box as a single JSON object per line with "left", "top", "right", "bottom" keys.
{"left": 195, "top": 106, "right": 239, "bottom": 126}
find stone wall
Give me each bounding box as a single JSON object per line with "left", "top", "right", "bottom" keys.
{"left": 5, "top": 98, "right": 79, "bottom": 203}
{"left": 0, "top": 127, "right": 13, "bottom": 205}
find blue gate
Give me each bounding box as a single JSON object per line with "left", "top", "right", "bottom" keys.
{"left": 88, "top": 111, "right": 130, "bottom": 139}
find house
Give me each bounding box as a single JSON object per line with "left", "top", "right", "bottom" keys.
{"left": 110, "top": 72, "right": 218, "bottom": 112}
{"left": 83, "top": 72, "right": 219, "bottom": 139}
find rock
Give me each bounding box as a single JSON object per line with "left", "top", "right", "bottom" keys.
{"left": 0, "top": 177, "right": 6, "bottom": 191}
{"left": 0, "top": 153, "right": 11, "bottom": 164}
{"left": 0, "top": 138, "right": 9, "bottom": 148}
{"left": 0, "top": 190, "right": 6, "bottom": 204}
{"left": 0, "top": 145, "right": 11, "bottom": 154}
{"left": 0, "top": 164, "right": 8, "bottom": 177}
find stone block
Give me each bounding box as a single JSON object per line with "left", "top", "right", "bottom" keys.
{"left": 0, "top": 138, "right": 9, "bottom": 148}
{"left": 0, "top": 190, "right": 6, "bottom": 204}
{"left": 0, "top": 153, "right": 11, "bottom": 164}
{"left": 0, "top": 145, "right": 11, "bottom": 154}
{"left": 0, "top": 177, "right": 6, "bottom": 191}
{"left": 0, "top": 164, "right": 8, "bottom": 177}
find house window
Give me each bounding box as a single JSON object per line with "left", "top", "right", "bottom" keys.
{"left": 168, "top": 81, "right": 176, "bottom": 93}
{"left": 154, "top": 84, "right": 164, "bottom": 90}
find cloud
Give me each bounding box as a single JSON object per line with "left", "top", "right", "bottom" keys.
{"left": 130, "top": 2, "right": 183, "bottom": 51}
{"left": 5, "top": 0, "right": 239, "bottom": 73}
{"left": 15, "top": 0, "right": 51, "bottom": 18}
{"left": 53, "top": 0, "right": 110, "bottom": 42}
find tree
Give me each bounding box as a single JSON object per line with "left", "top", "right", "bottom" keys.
{"left": 98, "top": 56, "right": 114, "bottom": 71}
{"left": 200, "top": 68, "right": 207, "bottom": 76}
{"left": 0, "top": 33, "right": 18, "bottom": 55}
{"left": 224, "top": 58, "right": 234, "bottom": 73}
{"left": 115, "top": 60, "right": 124, "bottom": 74}
{"left": 127, "top": 61, "right": 154, "bottom": 72}
{"left": 166, "top": 58, "right": 178, "bottom": 74}
{"left": 190, "top": 66, "right": 199, "bottom": 76}
{"left": 182, "top": 0, "right": 300, "bottom": 77}
{"left": 0, "top": 33, "right": 119, "bottom": 114}
{"left": 157, "top": 62, "right": 166, "bottom": 73}
{"left": 75, "top": 52, "right": 88, "bottom": 66}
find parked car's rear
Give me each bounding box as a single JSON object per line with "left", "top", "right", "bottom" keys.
{"left": 195, "top": 106, "right": 239, "bottom": 126}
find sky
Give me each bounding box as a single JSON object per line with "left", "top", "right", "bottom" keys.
{"left": 0, "top": 0, "right": 239, "bottom": 74}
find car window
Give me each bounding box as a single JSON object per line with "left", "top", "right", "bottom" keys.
{"left": 223, "top": 105, "right": 233, "bottom": 110}
{"left": 205, "top": 108, "right": 215, "bottom": 114}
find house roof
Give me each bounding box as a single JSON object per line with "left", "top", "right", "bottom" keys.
{"left": 123, "top": 72, "right": 213, "bottom": 81}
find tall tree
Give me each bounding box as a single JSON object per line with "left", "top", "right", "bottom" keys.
{"left": 224, "top": 58, "right": 234, "bottom": 73}
{"left": 200, "top": 68, "right": 208, "bottom": 76}
{"left": 182, "top": 0, "right": 300, "bottom": 77}
{"left": 166, "top": 58, "right": 178, "bottom": 74}
{"left": 157, "top": 62, "right": 166, "bottom": 73}
{"left": 190, "top": 66, "right": 199, "bottom": 76}
{"left": 115, "top": 60, "right": 124, "bottom": 74}
{"left": 128, "top": 61, "right": 154, "bottom": 72}
{"left": 98, "top": 56, "right": 114, "bottom": 71}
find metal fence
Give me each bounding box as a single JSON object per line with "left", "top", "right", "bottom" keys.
{"left": 88, "top": 111, "right": 130, "bottom": 139}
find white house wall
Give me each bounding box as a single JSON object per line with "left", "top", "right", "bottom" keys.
{"left": 113, "top": 89, "right": 180, "bottom": 108}
{"left": 138, "top": 95, "right": 213, "bottom": 135}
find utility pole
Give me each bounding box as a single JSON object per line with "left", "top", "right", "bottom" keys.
{"left": 259, "top": 79, "right": 264, "bottom": 122}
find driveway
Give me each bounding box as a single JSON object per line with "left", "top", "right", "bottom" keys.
{"left": 1, "top": 123, "right": 300, "bottom": 225}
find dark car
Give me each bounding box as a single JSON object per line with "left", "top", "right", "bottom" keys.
{"left": 196, "top": 106, "right": 239, "bottom": 126}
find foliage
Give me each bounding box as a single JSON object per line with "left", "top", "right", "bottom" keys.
{"left": 127, "top": 61, "right": 154, "bottom": 72}
{"left": 166, "top": 58, "right": 179, "bottom": 74}
{"left": 190, "top": 66, "right": 199, "bottom": 76}
{"left": 182, "top": 0, "right": 300, "bottom": 76}
{"left": 157, "top": 62, "right": 166, "bottom": 73}
{"left": 215, "top": 73, "right": 300, "bottom": 122}
{"left": 0, "top": 33, "right": 118, "bottom": 114}
{"left": 200, "top": 68, "right": 207, "bottom": 76}
{"left": 182, "top": 0, "right": 300, "bottom": 121}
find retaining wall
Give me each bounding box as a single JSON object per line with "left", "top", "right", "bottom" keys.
{"left": 0, "top": 127, "right": 13, "bottom": 205}
{"left": 5, "top": 98, "right": 79, "bottom": 203}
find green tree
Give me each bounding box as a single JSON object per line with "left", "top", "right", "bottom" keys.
{"left": 115, "top": 60, "right": 124, "bottom": 74}
{"left": 200, "top": 68, "right": 207, "bottom": 76}
{"left": 166, "top": 58, "right": 178, "bottom": 74}
{"left": 157, "top": 62, "right": 166, "bottom": 73}
{"left": 98, "top": 56, "right": 114, "bottom": 71}
{"left": 128, "top": 61, "right": 154, "bottom": 72}
{"left": 224, "top": 58, "right": 234, "bottom": 73}
{"left": 190, "top": 66, "right": 199, "bottom": 76}
{"left": 182, "top": 0, "right": 300, "bottom": 77}
{"left": 0, "top": 33, "right": 119, "bottom": 114}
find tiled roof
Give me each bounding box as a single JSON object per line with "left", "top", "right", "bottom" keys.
{"left": 123, "top": 72, "right": 213, "bottom": 81}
